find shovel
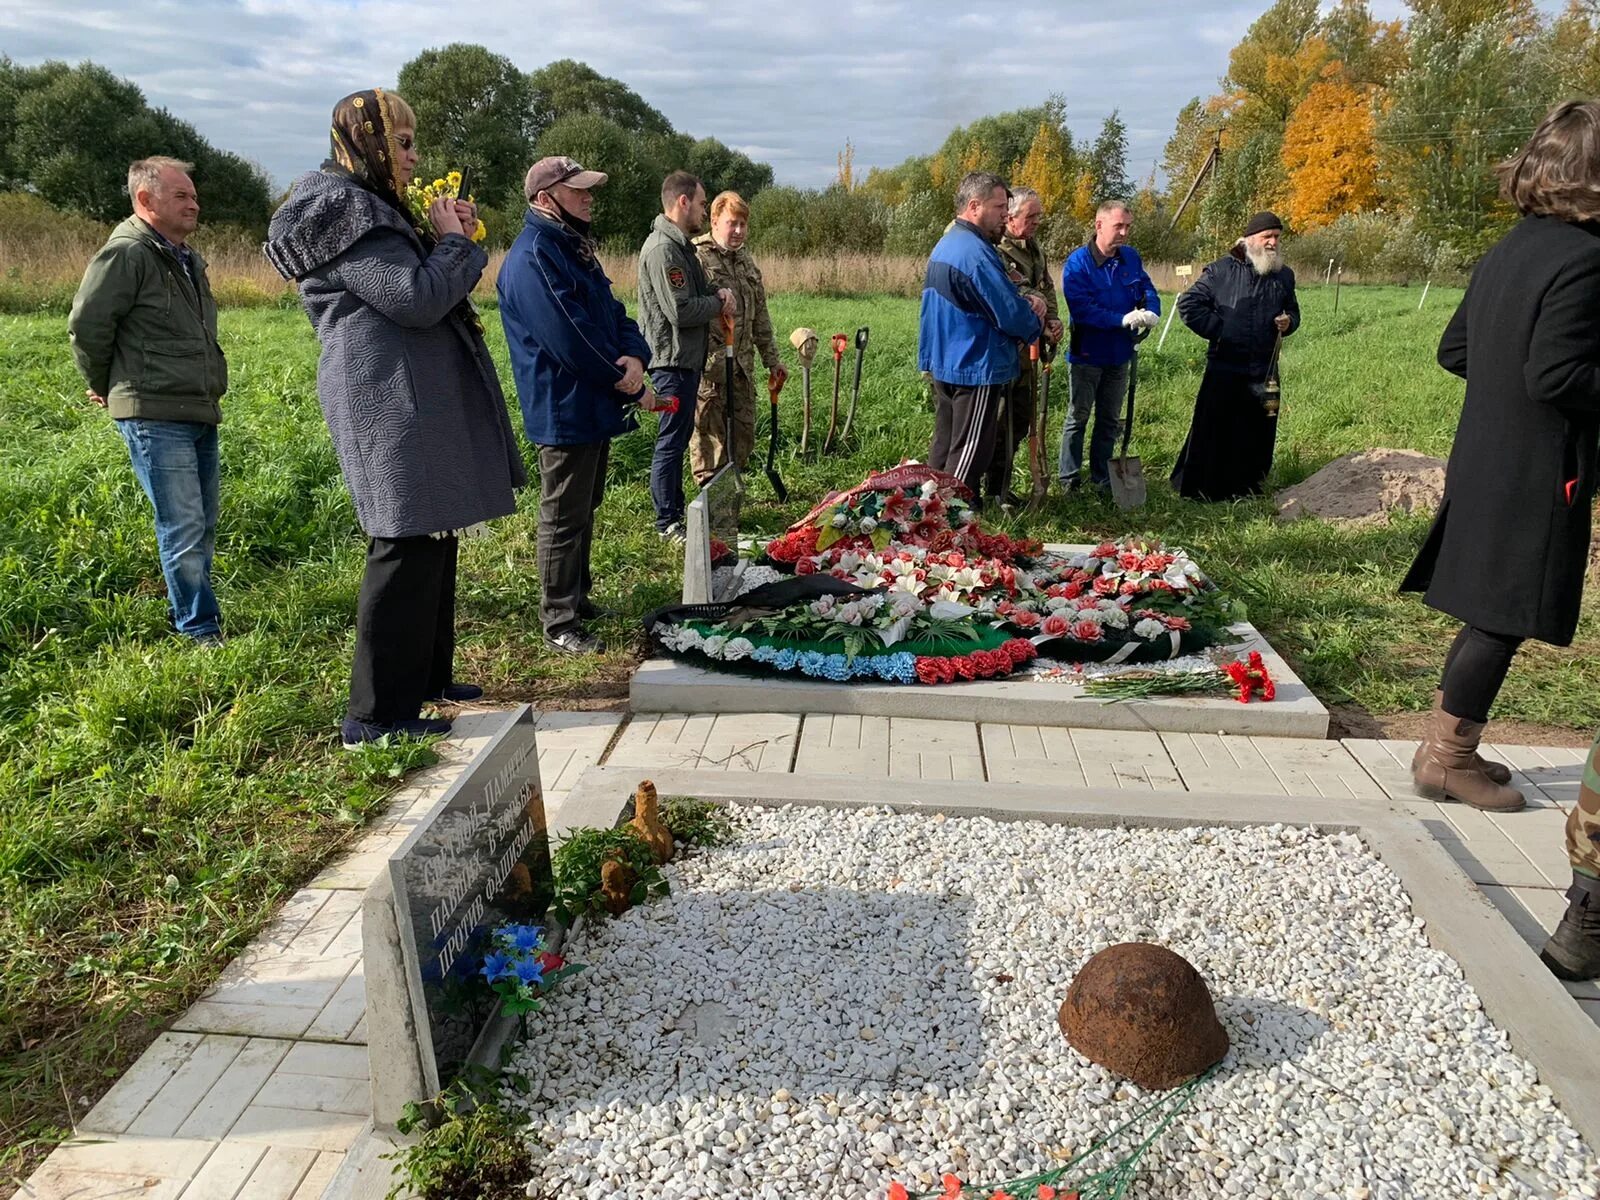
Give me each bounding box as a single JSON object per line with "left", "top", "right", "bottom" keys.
{"left": 720, "top": 311, "right": 744, "bottom": 495}
{"left": 1026, "top": 341, "right": 1046, "bottom": 504}
{"left": 765, "top": 370, "right": 788, "bottom": 502}
{"left": 840, "top": 326, "right": 869, "bottom": 444}
{"left": 1108, "top": 350, "right": 1147, "bottom": 509}
{"left": 790, "top": 327, "right": 818, "bottom": 455}
{"left": 822, "top": 333, "right": 847, "bottom": 454}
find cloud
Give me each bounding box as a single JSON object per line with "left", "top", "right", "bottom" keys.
{"left": 7, "top": 0, "right": 1563, "bottom": 196}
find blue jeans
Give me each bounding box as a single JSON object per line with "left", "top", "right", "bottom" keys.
{"left": 649, "top": 367, "right": 699, "bottom": 530}
{"left": 1059, "top": 361, "right": 1130, "bottom": 488}
{"left": 116, "top": 418, "right": 221, "bottom": 638}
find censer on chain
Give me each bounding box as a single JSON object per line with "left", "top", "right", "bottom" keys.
{"left": 1261, "top": 325, "right": 1284, "bottom": 417}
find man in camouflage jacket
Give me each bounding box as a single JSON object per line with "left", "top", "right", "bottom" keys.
{"left": 691, "top": 191, "right": 787, "bottom": 485}
{"left": 988, "top": 187, "right": 1062, "bottom": 505}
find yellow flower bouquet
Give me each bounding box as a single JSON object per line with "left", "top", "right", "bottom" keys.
{"left": 405, "top": 169, "right": 486, "bottom": 242}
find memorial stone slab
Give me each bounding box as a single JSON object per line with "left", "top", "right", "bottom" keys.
{"left": 682, "top": 464, "right": 743, "bottom": 604}
{"left": 368, "top": 705, "right": 551, "bottom": 1118}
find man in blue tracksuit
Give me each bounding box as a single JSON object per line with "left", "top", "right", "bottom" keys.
{"left": 918, "top": 171, "right": 1045, "bottom": 503}
{"left": 499, "top": 156, "right": 652, "bottom": 656}
{"left": 1058, "top": 200, "right": 1161, "bottom": 492}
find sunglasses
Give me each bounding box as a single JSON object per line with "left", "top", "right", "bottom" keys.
{"left": 395, "top": 134, "right": 415, "bottom": 151}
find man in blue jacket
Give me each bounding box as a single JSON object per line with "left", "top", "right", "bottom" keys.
{"left": 918, "top": 171, "right": 1045, "bottom": 502}
{"left": 499, "top": 156, "right": 653, "bottom": 655}
{"left": 1058, "top": 200, "right": 1160, "bottom": 493}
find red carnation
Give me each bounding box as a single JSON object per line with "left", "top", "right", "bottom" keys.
{"left": 915, "top": 658, "right": 943, "bottom": 685}
{"left": 795, "top": 557, "right": 816, "bottom": 575}
{"left": 1004, "top": 638, "right": 1036, "bottom": 663}
{"left": 1063, "top": 581, "right": 1083, "bottom": 600}
{"left": 1071, "top": 619, "right": 1104, "bottom": 642}
{"left": 953, "top": 655, "right": 978, "bottom": 680}
{"left": 1141, "top": 553, "right": 1171, "bottom": 571}
{"left": 1093, "top": 575, "right": 1119, "bottom": 596}
{"left": 1164, "top": 615, "right": 1191, "bottom": 631}
{"left": 1010, "top": 610, "right": 1041, "bottom": 629}
{"left": 1041, "top": 613, "right": 1070, "bottom": 636}
{"left": 1120, "top": 580, "right": 1141, "bottom": 595}
{"left": 1117, "top": 551, "right": 1142, "bottom": 571}
{"left": 1094, "top": 541, "right": 1117, "bottom": 558}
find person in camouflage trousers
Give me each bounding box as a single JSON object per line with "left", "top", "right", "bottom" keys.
{"left": 691, "top": 191, "right": 787, "bottom": 485}
{"left": 987, "top": 187, "right": 1063, "bottom": 506}
{"left": 1543, "top": 730, "right": 1600, "bottom": 981}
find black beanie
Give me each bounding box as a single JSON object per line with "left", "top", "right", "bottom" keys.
{"left": 1243, "top": 211, "right": 1284, "bottom": 237}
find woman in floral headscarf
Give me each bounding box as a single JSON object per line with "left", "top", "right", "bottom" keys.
{"left": 265, "top": 89, "right": 526, "bottom": 747}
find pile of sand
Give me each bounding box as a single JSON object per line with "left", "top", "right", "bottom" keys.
{"left": 1274, "top": 448, "right": 1445, "bottom": 525}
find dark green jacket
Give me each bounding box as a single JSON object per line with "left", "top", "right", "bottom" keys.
{"left": 69, "top": 217, "right": 229, "bottom": 423}
{"left": 637, "top": 214, "right": 720, "bottom": 370}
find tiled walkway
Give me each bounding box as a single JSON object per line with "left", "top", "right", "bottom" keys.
{"left": 22, "top": 709, "right": 1595, "bottom": 1199}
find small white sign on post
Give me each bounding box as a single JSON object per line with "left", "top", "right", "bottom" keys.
{"left": 1174, "top": 264, "right": 1193, "bottom": 278}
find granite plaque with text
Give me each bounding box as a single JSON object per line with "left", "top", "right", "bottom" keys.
{"left": 387, "top": 705, "right": 551, "bottom": 1091}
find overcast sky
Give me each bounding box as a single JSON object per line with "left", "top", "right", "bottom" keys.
{"left": 0, "top": 0, "right": 1524, "bottom": 193}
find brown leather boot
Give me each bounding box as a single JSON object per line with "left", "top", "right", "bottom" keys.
{"left": 1411, "top": 690, "right": 1513, "bottom": 784}
{"left": 1412, "top": 708, "right": 1527, "bottom": 811}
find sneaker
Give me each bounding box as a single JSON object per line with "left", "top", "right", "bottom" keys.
{"left": 658, "top": 521, "right": 686, "bottom": 544}
{"left": 577, "top": 600, "right": 617, "bottom": 621}
{"left": 341, "top": 716, "right": 453, "bottom": 749}
{"left": 544, "top": 628, "right": 605, "bottom": 655}
{"left": 425, "top": 682, "right": 484, "bottom": 702}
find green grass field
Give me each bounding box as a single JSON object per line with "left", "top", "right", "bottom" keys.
{"left": 2, "top": 282, "right": 1597, "bottom": 1172}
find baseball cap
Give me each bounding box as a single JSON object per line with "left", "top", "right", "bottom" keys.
{"left": 524, "top": 156, "right": 608, "bottom": 201}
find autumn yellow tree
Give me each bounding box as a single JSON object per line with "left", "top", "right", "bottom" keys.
{"left": 834, "top": 140, "right": 855, "bottom": 192}
{"left": 1281, "top": 70, "right": 1380, "bottom": 228}
{"left": 1011, "top": 121, "right": 1074, "bottom": 214}
{"left": 1070, "top": 171, "right": 1096, "bottom": 225}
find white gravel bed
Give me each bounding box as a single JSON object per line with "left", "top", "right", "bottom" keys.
{"left": 504, "top": 806, "right": 1600, "bottom": 1200}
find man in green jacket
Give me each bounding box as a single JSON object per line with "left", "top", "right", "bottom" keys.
{"left": 991, "top": 186, "right": 1064, "bottom": 508}
{"left": 637, "top": 171, "right": 734, "bottom": 538}
{"left": 69, "top": 156, "right": 229, "bottom": 642}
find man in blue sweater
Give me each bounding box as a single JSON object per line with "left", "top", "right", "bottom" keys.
{"left": 1058, "top": 200, "right": 1160, "bottom": 493}
{"left": 918, "top": 171, "right": 1046, "bottom": 503}
{"left": 499, "top": 156, "right": 653, "bottom": 655}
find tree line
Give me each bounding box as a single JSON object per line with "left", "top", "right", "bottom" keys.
{"left": 8, "top": 4, "right": 1599, "bottom": 272}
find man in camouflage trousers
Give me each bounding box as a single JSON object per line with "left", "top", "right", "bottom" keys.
{"left": 691, "top": 190, "right": 787, "bottom": 485}
{"left": 1543, "top": 731, "right": 1600, "bottom": 980}
{"left": 986, "top": 187, "right": 1063, "bottom": 507}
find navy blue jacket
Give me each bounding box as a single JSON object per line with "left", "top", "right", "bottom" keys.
{"left": 498, "top": 209, "right": 650, "bottom": 447}
{"left": 917, "top": 220, "right": 1042, "bottom": 387}
{"left": 1177, "top": 245, "right": 1300, "bottom": 378}
{"left": 1060, "top": 243, "right": 1160, "bottom": 367}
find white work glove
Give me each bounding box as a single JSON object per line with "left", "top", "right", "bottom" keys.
{"left": 1121, "top": 309, "right": 1160, "bottom": 331}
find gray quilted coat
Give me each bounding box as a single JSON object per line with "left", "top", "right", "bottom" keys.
{"left": 264, "top": 170, "right": 526, "bottom": 538}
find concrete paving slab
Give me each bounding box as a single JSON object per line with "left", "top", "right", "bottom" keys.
{"left": 304, "top": 965, "right": 366, "bottom": 1043}
{"left": 606, "top": 712, "right": 799, "bottom": 773}
{"left": 80, "top": 1031, "right": 206, "bottom": 1135}
{"left": 1160, "top": 732, "right": 1288, "bottom": 794}
{"left": 175, "top": 1000, "right": 325, "bottom": 1040}
{"left": 279, "top": 1042, "right": 369, "bottom": 1081}
{"left": 254, "top": 1072, "right": 371, "bottom": 1115}
{"left": 981, "top": 725, "right": 1183, "bottom": 789}
{"left": 793, "top": 713, "right": 892, "bottom": 777}
{"left": 127, "top": 1034, "right": 249, "bottom": 1137}
{"left": 1488, "top": 743, "right": 1588, "bottom": 809}
{"left": 288, "top": 1151, "right": 345, "bottom": 1200}
{"left": 1245, "top": 736, "right": 1386, "bottom": 799}
{"left": 227, "top": 1105, "right": 368, "bottom": 1152}
{"left": 229, "top": 1145, "right": 322, "bottom": 1200}
{"left": 1485, "top": 884, "right": 1600, "bottom": 1002}
{"left": 174, "top": 1038, "right": 293, "bottom": 1139}
{"left": 886, "top": 717, "right": 983, "bottom": 780}
{"left": 24, "top": 1164, "right": 190, "bottom": 1200}
{"left": 178, "top": 1140, "right": 267, "bottom": 1197}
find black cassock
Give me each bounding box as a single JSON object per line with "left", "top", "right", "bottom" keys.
{"left": 1171, "top": 246, "right": 1299, "bottom": 502}
{"left": 1170, "top": 368, "right": 1278, "bottom": 501}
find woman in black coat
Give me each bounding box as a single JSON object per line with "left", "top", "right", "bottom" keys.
{"left": 1403, "top": 100, "right": 1600, "bottom": 814}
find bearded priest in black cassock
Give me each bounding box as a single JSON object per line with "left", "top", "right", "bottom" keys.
{"left": 1170, "top": 211, "right": 1301, "bottom": 502}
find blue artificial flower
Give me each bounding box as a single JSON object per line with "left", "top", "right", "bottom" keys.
{"left": 773, "top": 649, "right": 798, "bottom": 671}
{"left": 512, "top": 956, "right": 546, "bottom": 987}
{"left": 752, "top": 644, "right": 778, "bottom": 663}
{"left": 820, "top": 654, "right": 851, "bottom": 681}
{"left": 851, "top": 656, "right": 878, "bottom": 678}
{"left": 797, "top": 651, "right": 827, "bottom": 676}
{"left": 498, "top": 924, "right": 544, "bottom": 953}
{"left": 481, "top": 952, "right": 514, "bottom": 983}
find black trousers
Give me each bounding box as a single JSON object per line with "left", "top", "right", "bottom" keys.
{"left": 538, "top": 440, "right": 609, "bottom": 637}
{"left": 929, "top": 379, "right": 1002, "bottom": 502}
{"left": 985, "top": 373, "right": 1035, "bottom": 499}
{"left": 1439, "top": 624, "right": 1524, "bottom": 723}
{"left": 348, "top": 534, "right": 457, "bottom": 724}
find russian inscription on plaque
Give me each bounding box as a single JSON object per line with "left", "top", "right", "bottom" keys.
{"left": 387, "top": 705, "right": 552, "bottom": 1091}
